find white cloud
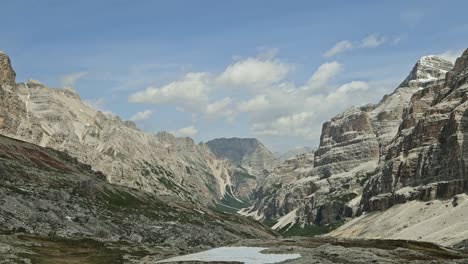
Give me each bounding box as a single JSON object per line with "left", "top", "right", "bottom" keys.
{"left": 60, "top": 71, "right": 88, "bottom": 88}
{"left": 436, "top": 49, "right": 464, "bottom": 63}
{"left": 306, "top": 61, "right": 343, "bottom": 90}
{"left": 361, "top": 34, "right": 386, "bottom": 48}
{"left": 324, "top": 34, "right": 399, "bottom": 58}
{"left": 205, "top": 97, "right": 234, "bottom": 119}
{"left": 323, "top": 40, "right": 353, "bottom": 58}
{"left": 130, "top": 110, "right": 153, "bottom": 121}
{"left": 252, "top": 112, "right": 316, "bottom": 138}
{"left": 128, "top": 72, "right": 210, "bottom": 110}
{"left": 238, "top": 94, "right": 270, "bottom": 112}
{"left": 128, "top": 49, "right": 397, "bottom": 147}
{"left": 217, "top": 57, "right": 291, "bottom": 87}
{"left": 174, "top": 126, "right": 198, "bottom": 137}
{"left": 129, "top": 53, "right": 292, "bottom": 118}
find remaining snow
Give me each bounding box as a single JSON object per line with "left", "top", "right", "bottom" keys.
{"left": 238, "top": 207, "right": 264, "bottom": 221}
{"left": 156, "top": 247, "right": 301, "bottom": 264}
{"left": 329, "top": 194, "right": 468, "bottom": 246}
{"left": 272, "top": 209, "right": 297, "bottom": 230}
{"left": 347, "top": 194, "right": 362, "bottom": 208}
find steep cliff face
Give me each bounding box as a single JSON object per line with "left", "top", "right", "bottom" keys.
{"left": 244, "top": 55, "right": 454, "bottom": 231}
{"left": 0, "top": 52, "right": 236, "bottom": 206}
{"left": 206, "top": 138, "right": 278, "bottom": 174}
{"left": 205, "top": 138, "right": 279, "bottom": 200}
{"left": 361, "top": 50, "right": 468, "bottom": 213}
{"left": 0, "top": 51, "right": 15, "bottom": 87}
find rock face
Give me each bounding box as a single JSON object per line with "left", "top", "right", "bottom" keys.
{"left": 0, "top": 134, "right": 276, "bottom": 249}
{"left": 0, "top": 51, "right": 249, "bottom": 206}
{"left": 206, "top": 138, "right": 279, "bottom": 200}
{"left": 360, "top": 50, "right": 468, "bottom": 213}
{"left": 245, "top": 55, "right": 454, "bottom": 231}
{"left": 206, "top": 138, "right": 278, "bottom": 175}
{"left": 0, "top": 51, "right": 15, "bottom": 87}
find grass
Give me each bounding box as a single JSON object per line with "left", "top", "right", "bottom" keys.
{"left": 263, "top": 219, "right": 278, "bottom": 228}
{"left": 17, "top": 235, "right": 125, "bottom": 264}
{"left": 214, "top": 187, "right": 250, "bottom": 213}
{"left": 279, "top": 221, "right": 345, "bottom": 237}
{"left": 101, "top": 188, "right": 145, "bottom": 208}
{"left": 234, "top": 169, "right": 256, "bottom": 180}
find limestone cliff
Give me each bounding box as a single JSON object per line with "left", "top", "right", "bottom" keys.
{"left": 0, "top": 52, "right": 233, "bottom": 206}
{"left": 244, "top": 55, "right": 454, "bottom": 231}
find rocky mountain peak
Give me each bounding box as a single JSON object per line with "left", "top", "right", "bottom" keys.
{"left": 398, "top": 55, "right": 453, "bottom": 88}
{"left": 206, "top": 137, "right": 278, "bottom": 174}
{"left": 0, "top": 51, "right": 16, "bottom": 87}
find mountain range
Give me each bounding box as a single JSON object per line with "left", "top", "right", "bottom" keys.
{"left": 2, "top": 48, "right": 468, "bottom": 262}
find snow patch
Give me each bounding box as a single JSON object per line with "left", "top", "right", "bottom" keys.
{"left": 272, "top": 209, "right": 297, "bottom": 230}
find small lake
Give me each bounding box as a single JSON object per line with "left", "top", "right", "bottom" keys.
{"left": 156, "top": 246, "right": 301, "bottom": 263}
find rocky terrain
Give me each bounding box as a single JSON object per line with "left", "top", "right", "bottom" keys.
{"left": 205, "top": 138, "right": 278, "bottom": 202}
{"left": 277, "top": 146, "right": 314, "bottom": 161}
{"left": 242, "top": 55, "right": 458, "bottom": 238}
{"left": 205, "top": 138, "right": 278, "bottom": 176}
{"left": 0, "top": 134, "right": 276, "bottom": 263}
{"left": 328, "top": 49, "right": 468, "bottom": 246}
{"left": 2, "top": 45, "right": 468, "bottom": 262}
{"left": 0, "top": 51, "right": 277, "bottom": 208}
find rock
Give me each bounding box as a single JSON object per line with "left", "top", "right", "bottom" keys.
{"left": 246, "top": 55, "right": 455, "bottom": 230}
{"left": 0, "top": 134, "right": 276, "bottom": 248}
{"left": 0, "top": 51, "right": 15, "bottom": 87}
{"left": 0, "top": 51, "right": 262, "bottom": 206}
{"left": 361, "top": 50, "right": 468, "bottom": 213}
{"left": 206, "top": 138, "right": 278, "bottom": 175}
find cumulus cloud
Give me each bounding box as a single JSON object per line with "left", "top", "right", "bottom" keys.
{"left": 252, "top": 112, "right": 316, "bottom": 138}
{"left": 129, "top": 49, "right": 396, "bottom": 147}
{"left": 174, "top": 126, "right": 198, "bottom": 137}
{"left": 306, "top": 61, "right": 343, "bottom": 90}
{"left": 238, "top": 94, "right": 270, "bottom": 112}
{"left": 130, "top": 110, "right": 153, "bottom": 121}
{"left": 323, "top": 41, "right": 353, "bottom": 58}
{"left": 60, "top": 71, "right": 88, "bottom": 88}
{"left": 128, "top": 72, "right": 209, "bottom": 108}
{"left": 217, "top": 57, "right": 291, "bottom": 87}
{"left": 129, "top": 53, "right": 292, "bottom": 117}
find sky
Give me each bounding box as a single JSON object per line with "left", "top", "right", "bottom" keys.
{"left": 1, "top": 0, "right": 467, "bottom": 153}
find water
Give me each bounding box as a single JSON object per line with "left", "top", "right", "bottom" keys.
{"left": 156, "top": 246, "right": 301, "bottom": 264}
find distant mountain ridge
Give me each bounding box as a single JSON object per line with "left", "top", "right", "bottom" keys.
{"left": 206, "top": 137, "right": 278, "bottom": 174}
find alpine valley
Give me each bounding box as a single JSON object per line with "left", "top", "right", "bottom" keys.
{"left": 2, "top": 47, "right": 468, "bottom": 263}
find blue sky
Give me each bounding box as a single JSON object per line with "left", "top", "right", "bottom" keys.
{"left": 1, "top": 0, "right": 467, "bottom": 152}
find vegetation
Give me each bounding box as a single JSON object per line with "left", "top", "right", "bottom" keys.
{"left": 263, "top": 219, "right": 278, "bottom": 228}
{"left": 214, "top": 187, "right": 250, "bottom": 213}
{"left": 279, "top": 221, "right": 345, "bottom": 237}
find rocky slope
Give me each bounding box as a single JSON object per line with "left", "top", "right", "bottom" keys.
{"left": 0, "top": 51, "right": 246, "bottom": 206}
{"left": 206, "top": 138, "right": 278, "bottom": 175}
{"left": 243, "top": 55, "right": 455, "bottom": 234}
{"left": 0, "top": 133, "right": 276, "bottom": 262}
{"left": 205, "top": 138, "right": 279, "bottom": 201}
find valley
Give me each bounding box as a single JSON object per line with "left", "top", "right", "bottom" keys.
{"left": 2, "top": 45, "right": 468, "bottom": 263}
